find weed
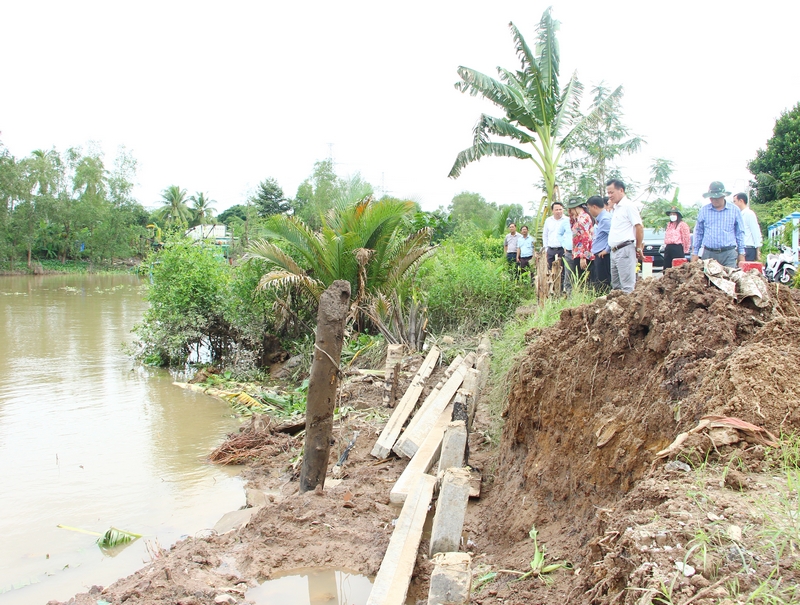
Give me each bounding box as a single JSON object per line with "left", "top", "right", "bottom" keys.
{"left": 500, "top": 525, "right": 571, "bottom": 584}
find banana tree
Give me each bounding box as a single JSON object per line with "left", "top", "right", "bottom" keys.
{"left": 449, "top": 8, "right": 623, "bottom": 233}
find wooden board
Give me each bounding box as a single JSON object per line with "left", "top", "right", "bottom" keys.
{"left": 390, "top": 403, "right": 453, "bottom": 504}
{"left": 370, "top": 346, "right": 440, "bottom": 459}
{"left": 394, "top": 353, "right": 475, "bottom": 459}
{"left": 367, "top": 473, "right": 436, "bottom": 605}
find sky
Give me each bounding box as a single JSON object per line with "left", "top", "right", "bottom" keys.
{"left": 2, "top": 1, "right": 799, "bottom": 214}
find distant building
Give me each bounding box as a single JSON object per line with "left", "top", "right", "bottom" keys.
{"left": 185, "top": 224, "right": 228, "bottom": 243}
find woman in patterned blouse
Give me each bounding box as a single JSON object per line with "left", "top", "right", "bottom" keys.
{"left": 663, "top": 206, "right": 691, "bottom": 268}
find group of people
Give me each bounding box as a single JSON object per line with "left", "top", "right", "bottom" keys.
{"left": 503, "top": 179, "right": 763, "bottom": 295}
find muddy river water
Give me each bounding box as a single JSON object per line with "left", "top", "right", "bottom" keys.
{"left": 0, "top": 274, "right": 245, "bottom": 604}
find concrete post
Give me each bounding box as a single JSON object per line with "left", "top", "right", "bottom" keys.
{"left": 429, "top": 468, "right": 471, "bottom": 556}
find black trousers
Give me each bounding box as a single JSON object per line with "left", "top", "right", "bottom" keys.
{"left": 590, "top": 253, "right": 611, "bottom": 293}
{"left": 663, "top": 243, "right": 685, "bottom": 268}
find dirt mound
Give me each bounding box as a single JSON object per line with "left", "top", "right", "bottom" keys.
{"left": 486, "top": 263, "right": 800, "bottom": 541}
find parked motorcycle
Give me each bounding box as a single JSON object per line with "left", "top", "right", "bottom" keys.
{"left": 764, "top": 245, "right": 797, "bottom": 284}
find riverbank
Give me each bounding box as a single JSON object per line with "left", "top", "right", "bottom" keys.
{"left": 0, "top": 258, "right": 141, "bottom": 275}
{"left": 56, "top": 264, "right": 800, "bottom": 604}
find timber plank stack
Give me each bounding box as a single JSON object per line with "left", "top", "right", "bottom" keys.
{"left": 365, "top": 341, "right": 490, "bottom": 605}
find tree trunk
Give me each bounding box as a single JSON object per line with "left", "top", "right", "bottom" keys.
{"left": 299, "top": 280, "right": 351, "bottom": 493}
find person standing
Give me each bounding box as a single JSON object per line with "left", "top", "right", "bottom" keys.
{"left": 516, "top": 225, "right": 535, "bottom": 280}
{"left": 662, "top": 207, "right": 691, "bottom": 268}
{"left": 557, "top": 206, "right": 575, "bottom": 293}
{"left": 504, "top": 223, "right": 520, "bottom": 267}
{"left": 606, "top": 179, "right": 643, "bottom": 293}
{"left": 567, "top": 198, "right": 594, "bottom": 289}
{"left": 733, "top": 192, "right": 763, "bottom": 261}
{"left": 691, "top": 181, "right": 745, "bottom": 268}
{"left": 586, "top": 196, "right": 611, "bottom": 291}
{"left": 542, "top": 201, "right": 568, "bottom": 270}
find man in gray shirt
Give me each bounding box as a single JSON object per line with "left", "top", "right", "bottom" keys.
{"left": 504, "top": 223, "right": 520, "bottom": 265}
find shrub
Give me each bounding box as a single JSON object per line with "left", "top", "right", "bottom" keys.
{"left": 419, "top": 237, "right": 527, "bottom": 333}
{"left": 134, "top": 239, "right": 233, "bottom": 366}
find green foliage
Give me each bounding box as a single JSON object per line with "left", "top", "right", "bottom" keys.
{"left": 217, "top": 204, "right": 249, "bottom": 225}
{"left": 135, "top": 238, "right": 234, "bottom": 366}
{"left": 559, "top": 83, "right": 643, "bottom": 199}
{"left": 449, "top": 191, "right": 498, "bottom": 229}
{"left": 749, "top": 102, "right": 800, "bottom": 204}
{"left": 293, "top": 159, "right": 347, "bottom": 229}
{"left": 157, "top": 185, "right": 191, "bottom": 227}
{"left": 250, "top": 177, "right": 290, "bottom": 217}
{"left": 247, "top": 195, "right": 433, "bottom": 308}
{"left": 450, "top": 8, "right": 625, "bottom": 233}
{"left": 0, "top": 144, "right": 147, "bottom": 270}
{"left": 419, "top": 234, "right": 526, "bottom": 332}
{"left": 641, "top": 192, "right": 699, "bottom": 230}
{"left": 189, "top": 192, "right": 216, "bottom": 226}
{"left": 409, "top": 209, "right": 455, "bottom": 243}
{"left": 752, "top": 195, "right": 800, "bottom": 238}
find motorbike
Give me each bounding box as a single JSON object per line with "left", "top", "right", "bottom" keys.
{"left": 764, "top": 245, "right": 797, "bottom": 284}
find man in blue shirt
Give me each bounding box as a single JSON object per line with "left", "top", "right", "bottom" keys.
{"left": 691, "top": 181, "right": 745, "bottom": 268}
{"left": 586, "top": 195, "right": 611, "bottom": 292}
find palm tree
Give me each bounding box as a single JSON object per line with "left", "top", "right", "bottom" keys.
{"left": 246, "top": 190, "right": 434, "bottom": 341}
{"left": 449, "top": 8, "right": 623, "bottom": 231}
{"left": 189, "top": 191, "right": 216, "bottom": 225}
{"left": 157, "top": 185, "right": 191, "bottom": 226}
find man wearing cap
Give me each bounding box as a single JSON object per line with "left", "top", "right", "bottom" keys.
{"left": 732, "top": 192, "right": 762, "bottom": 261}
{"left": 691, "top": 181, "right": 745, "bottom": 268}
{"left": 662, "top": 207, "right": 691, "bottom": 268}
{"left": 586, "top": 196, "right": 611, "bottom": 291}
{"left": 606, "top": 179, "right": 643, "bottom": 293}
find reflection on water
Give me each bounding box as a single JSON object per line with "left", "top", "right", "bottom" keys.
{"left": 247, "top": 568, "right": 374, "bottom": 605}
{"left": 0, "top": 275, "right": 245, "bottom": 604}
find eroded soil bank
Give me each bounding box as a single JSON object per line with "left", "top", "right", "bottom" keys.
{"left": 56, "top": 263, "right": 800, "bottom": 605}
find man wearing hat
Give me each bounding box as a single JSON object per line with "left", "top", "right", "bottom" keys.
{"left": 662, "top": 206, "right": 691, "bottom": 268}
{"left": 691, "top": 181, "right": 745, "bottom": 268}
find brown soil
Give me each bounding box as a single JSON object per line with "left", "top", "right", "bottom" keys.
{"left": 55, "top": 264, "right": 800, "bottom": 605}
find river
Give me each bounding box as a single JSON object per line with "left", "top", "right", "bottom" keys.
{"left": 0, "top": 274, "right": 245, "bottom": 604}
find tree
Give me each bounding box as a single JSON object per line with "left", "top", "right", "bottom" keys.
{"left": 449, "top": 8, "right": 623, "bottom": 231}
{"left": 250, "top": 177, "right": 290, "bottom": 217}
{"left": 247, "top": 195, "right": 433, "bottom": 310}
{"left": 559, "top": 83, "right": 643, "bottom": 199}
{"left": 449, "top": 191, "right": 498, "bottom": 228}
{"left": 217, "top": 204, "right": 248, "bottom": 225}
{"left": 157, "top": 185, "right": 192, "bottom": 227}
{"left": 640, "top": 192, "right": 699, "bottom": 231}
{"left": 749, "top": 103, "right": 800, "bottom": 204}
{"left": 294, "top": 159, "right": 345, "bottom": 229}
{"left": 189, "top": 192, "right": 216, "bottom": 225}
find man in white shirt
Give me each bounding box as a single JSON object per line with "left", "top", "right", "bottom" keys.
{"left": 541, "top": 201, "right": 569, "bottom": 270}
{"left": 606, "top": 179, "right": 644, "bottom": 293}
{"left": 503, "top": 223, "right": 520, "bottom": 266}
{"left": 733, "top": 192, "right": 763, "bottom": 261}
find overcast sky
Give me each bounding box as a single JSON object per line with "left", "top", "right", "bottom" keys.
{"left": 2, "top": 1, "right": 799, "bottom": 213}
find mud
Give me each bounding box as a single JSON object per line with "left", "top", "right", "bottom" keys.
{"left": 54, "top": 264, "right": 800, "bottom": 605}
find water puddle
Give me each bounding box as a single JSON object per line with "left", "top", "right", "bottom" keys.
{"left": 247, "top": 568, "right": 373, "bottom": 605}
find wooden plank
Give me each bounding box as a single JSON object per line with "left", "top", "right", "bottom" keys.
{"left": 371, "top": 346, "right": 441, "bottom": 459}
{"left": 390, "top": 403, "right": 453, "bottom": 504}
{"left": 367, "top": 473, "right": 436, "bottom": 605}
{"left": 394, "top": 353, "right": 475, "bottom": 459}
{"left": 389, "top": 354, "right": 462, "bottom": 458}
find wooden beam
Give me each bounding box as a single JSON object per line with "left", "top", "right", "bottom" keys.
{"left": 371, "top": 346, "right": 440, "bottom": 459}
{"left": 394, "top": 353, "right": 475, "bottom": 459}
{"left": 367, "top": 473, "right": 436, "bottom": 605}
{"left": 390, "top": 403, "right": 453, "bottom": 505}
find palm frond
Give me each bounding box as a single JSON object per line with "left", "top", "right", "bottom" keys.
{"left": 534, "top": 7, "right": 561, "bottom": 102}
{"left": 455, "top": 67, "right": 528, "bottom": 114}
{"left": 448, "top": 142, "right": 533, "bottom": 178}
{"left": 475, "top": 114, "right": 536, "bottom": 145}
{"left": 559, "top": 83, "right": 621, "bottom": 149}
{"left": 508, "top": 21, "right": 537, "bottom": 76}
{"left": 258, "top": 270, "right": 324, "bottom": 301}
